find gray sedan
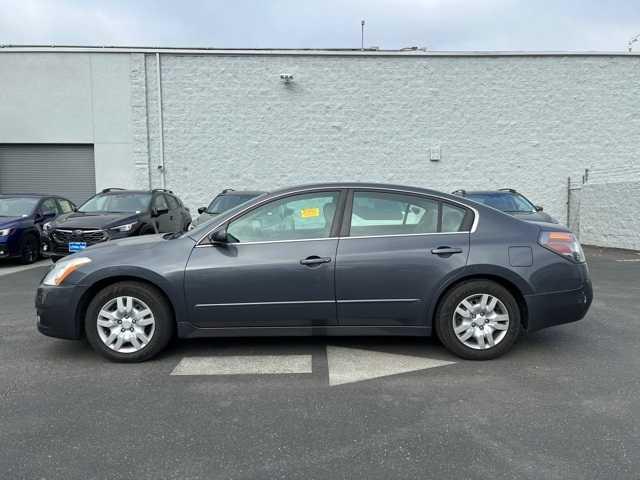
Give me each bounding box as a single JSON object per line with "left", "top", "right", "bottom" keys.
{"left": 36, "top": 183, "right": 592, "bottom": 362}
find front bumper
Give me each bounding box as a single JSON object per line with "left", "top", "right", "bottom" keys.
{"left": 525, "top": 279, "right": 593, "bottom": 332}
{"left": 36, "top": 284, "right": 83, "bottom": 339}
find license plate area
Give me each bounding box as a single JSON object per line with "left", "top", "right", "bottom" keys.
{"left": 68, "top": 242, "right": 87, "bottom": 252}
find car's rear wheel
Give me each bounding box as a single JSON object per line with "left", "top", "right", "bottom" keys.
{"left": 435, "top": 280, "right": 520, "bottom": 360}
{"left": 19, "top": 235, "right": 39, "bottom": 264}
{"left": 84, "top": 281, "right": 173, "bottom": 362}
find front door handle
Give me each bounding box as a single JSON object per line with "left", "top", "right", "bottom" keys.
{"left": 300, "top": 256, "right": 332, "bottom": 266}
{"left": 431, "top": 247, "right": 463, "bottom": 255}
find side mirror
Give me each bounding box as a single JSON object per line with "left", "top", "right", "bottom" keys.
{"left": 209, "top": 227, "right": 229, "bottom": 245}
{"left": 151, "top": 207, "right": 169, "bottom": 217}
{"left": 535, "top": 205, "right": 544, "bottom": 212}
{"left": 197, "top": 206, "right": 206, "bottom": 214}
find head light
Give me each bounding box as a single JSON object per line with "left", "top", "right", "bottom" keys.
{"left": 43, "top": 222, "right": 53, "bottom": 232}
{"left": 42, "top": 257, "right": 92, "bottom": 286}
{"left": 110, "top": 222, "right": 137, "bottom": 233}
{"left": 0, "top": 228, "right": 13, "bottom": 236}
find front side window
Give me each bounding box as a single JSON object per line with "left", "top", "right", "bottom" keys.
{"left": 350, "top": 191, "right": 439, "bottom": 237}
{"left": 57, "top": 199, "right": 75, "bottom": 213}
{"left": 165, "top": 195, "right": 179, "bottom": 210}
{"left": 40, "top": 199, "right": 59, "bottom": 215}
{"left": 0, "top": 197, "right": 40, "bottom": 217}
{"left": 79, "top": 193, "right": 152, "bottom": 213}
{"left": 227, "top": 192, "right": 339, "bottom": 243}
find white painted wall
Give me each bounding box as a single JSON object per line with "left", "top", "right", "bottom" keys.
{"left": 0, "top": 52, "right": 135, "bottom": 192}
{"left": 134, "top": 54, "right": 639, "bottom": 222}
{"left": 580, "top": 181, "right": 640, "bottom": 250}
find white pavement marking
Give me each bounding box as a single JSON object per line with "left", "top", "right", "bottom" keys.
{"left": 0, "top": 260, "right": 50, "bottom": 277}
{"left": 326, "top": 346, "right": 455, "bottom": 386}
{"left": 170, "top": 355, "right": 313, "bottom": 376}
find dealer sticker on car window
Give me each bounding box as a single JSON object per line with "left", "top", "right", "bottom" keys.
{"left": 300, "top": 208, "right": 320, "bottom": 218}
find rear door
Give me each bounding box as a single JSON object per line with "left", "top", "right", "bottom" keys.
{"left": 335, "top": 189, "right": 472, "bottom": 326}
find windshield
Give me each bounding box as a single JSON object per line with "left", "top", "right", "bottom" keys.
{"left": 79, "top": 193, "right": 151, "bottom": 213}
{"left": 0, "top": 197, "right": 40, "bottom": 217}
{"left": 206, "top": 194, "right": 260, "bottom": 214}
{"left": 465, "top": 192, "right": 536, "bottom": 213}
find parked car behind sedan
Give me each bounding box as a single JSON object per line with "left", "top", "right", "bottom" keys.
{"left": 42, "top": 188, "right": 191, "bottom": 261}
{"left": 0, "top": 193, "right": 75, "bottom": 264}
{"left": 452, "top": 188, "right": 559, "bottom": 223}
{"left": 190, "top": 189, "right": 265, "bottom": 229}
{"left": 36, "top": 182, "right": 591, "bottom": 362}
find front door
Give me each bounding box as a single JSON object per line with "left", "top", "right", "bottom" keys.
{"left": 335, "top": 190, "right": 471, "bottom": 326}
{"left": 185, "top": 190, "right": 343, "bottom": 328}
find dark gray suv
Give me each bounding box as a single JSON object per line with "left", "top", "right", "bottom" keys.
{"left": 36, "top": 183, "right": 592, "bottom": 362}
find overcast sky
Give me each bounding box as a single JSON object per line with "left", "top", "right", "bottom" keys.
{"left": 1, "top": 0, "right": 639, "bottom": 51}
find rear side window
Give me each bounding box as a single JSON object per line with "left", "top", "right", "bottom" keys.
{"left": 441, "top": 203, "right": 467, "bottom": 232}
{"left": 350, "top": 192, "right": 439, "bottom": 237}
{"left": 348, "top": 191, "right": 472, "bottom": 237}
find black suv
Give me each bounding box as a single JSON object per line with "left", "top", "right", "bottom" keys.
{"left": 452, "top": 188, "right": 559, "bottom": 224}
{"left": 43, "top": 188, "right": 191, "bottom": 261}
{"left": 190, "top": 189, "right": 266, "bottom": 229}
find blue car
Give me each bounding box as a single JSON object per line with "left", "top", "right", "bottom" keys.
{"left": 0, "top": 194, "right": 76, "bottom": 264}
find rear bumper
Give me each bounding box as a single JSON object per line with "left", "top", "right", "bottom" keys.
{"left": 525, "top": 279, "right": 593, "bottom": 332}
{"left": 36, "top": 285, "right": 83, "bottom": 339}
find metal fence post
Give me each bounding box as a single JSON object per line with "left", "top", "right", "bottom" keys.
{"left": 567, "top": 176, "right": 571, "bottom": 226}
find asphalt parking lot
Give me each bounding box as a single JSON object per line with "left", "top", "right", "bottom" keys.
{"left": 1, "top": 247, "right": 639, "bottom": 479}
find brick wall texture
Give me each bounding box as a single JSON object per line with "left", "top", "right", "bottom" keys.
{"left": 129, "top": 53, "right": 640, "bottom": 237}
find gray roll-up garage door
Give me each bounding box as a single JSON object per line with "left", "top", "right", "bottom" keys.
{"left": 0, "top": 144, "right": 96, "bottom": 206}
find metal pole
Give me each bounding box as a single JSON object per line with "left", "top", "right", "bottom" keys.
{"left": 566, "top": 176, "right": 571, "bottom": 227}
{"left": 361, "top": 20, "right": 365, "bottom": 50}
{"left": 155, "top": 52, "right": 166, "bottom": 189}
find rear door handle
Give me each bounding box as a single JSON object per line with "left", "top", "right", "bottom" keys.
{"left": 431, "top": 247, "right": 463, "bottom": 255}
{"left": 300, "top": 256, "right": 332, "bottom": 266}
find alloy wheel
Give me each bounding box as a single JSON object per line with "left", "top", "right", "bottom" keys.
{"left": 96, "top": 296, "right": 156, "bottom": 353}
{"left": 452, "top": 293, "right": 510, "bottom": 350}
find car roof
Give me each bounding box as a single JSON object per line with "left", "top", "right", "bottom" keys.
{"left": 266, "top": 182, "right": 471, "bottom": 204}
{"left": 219, "top": 190, "right": 266, "bottom": 196}
{"left": 462, "top": 190, "right": 519, "bottom": 195}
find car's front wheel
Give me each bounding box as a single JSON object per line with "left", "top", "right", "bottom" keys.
{"left": 84, "top": 281, "right": 173, "bottom": 362}
{"left": 435, "top": 280, "right": 521, "bottom": 360}
{"left": 19, "top": 234, "right": 39, "bottom": 264}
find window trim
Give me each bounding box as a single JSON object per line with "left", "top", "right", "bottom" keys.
{"left": 196, "top": 186, "right": 478, "bottom": 247}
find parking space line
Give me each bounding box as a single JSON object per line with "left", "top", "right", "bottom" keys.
{"left": 0, "top": 260, "right": 50, "bottom": 277}
{"left": 170, "top": 355, "right": 313, "bottom": 376}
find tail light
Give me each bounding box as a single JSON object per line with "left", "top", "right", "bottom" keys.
{"left": 539, "top": 231, "right": 586, "bottom": 263}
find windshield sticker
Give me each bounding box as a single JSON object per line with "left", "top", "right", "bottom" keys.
{"left": 300, "top": 207, "right": 320, "bottom": 219}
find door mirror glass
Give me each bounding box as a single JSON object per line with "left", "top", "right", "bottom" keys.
{"left": 535, "top": 205, "right": 543, "bottom": 212}
{"left": 227, "top": 192, "right": 339, "bottom": 243}
{"left": 198, "top": 206, "right": 207, "bottom": 215}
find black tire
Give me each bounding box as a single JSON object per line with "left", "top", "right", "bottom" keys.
{"left": 19, "top": 234, "right": 39, "bottom": 264}
{"left": 435, "top": 280, "right": 521, "bottom": 360}
{"left": 84, "top": 281, "right": 174, "bottom": 362}
{"left": 139, "top": 225, "right": 156, "bottom": 235}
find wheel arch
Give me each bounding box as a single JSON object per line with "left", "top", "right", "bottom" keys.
{"left": 428, "top": 268, "right": 531, "bottom": 333}
{"left": 74, "top": 272, "right": 180, "bottom": 338}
